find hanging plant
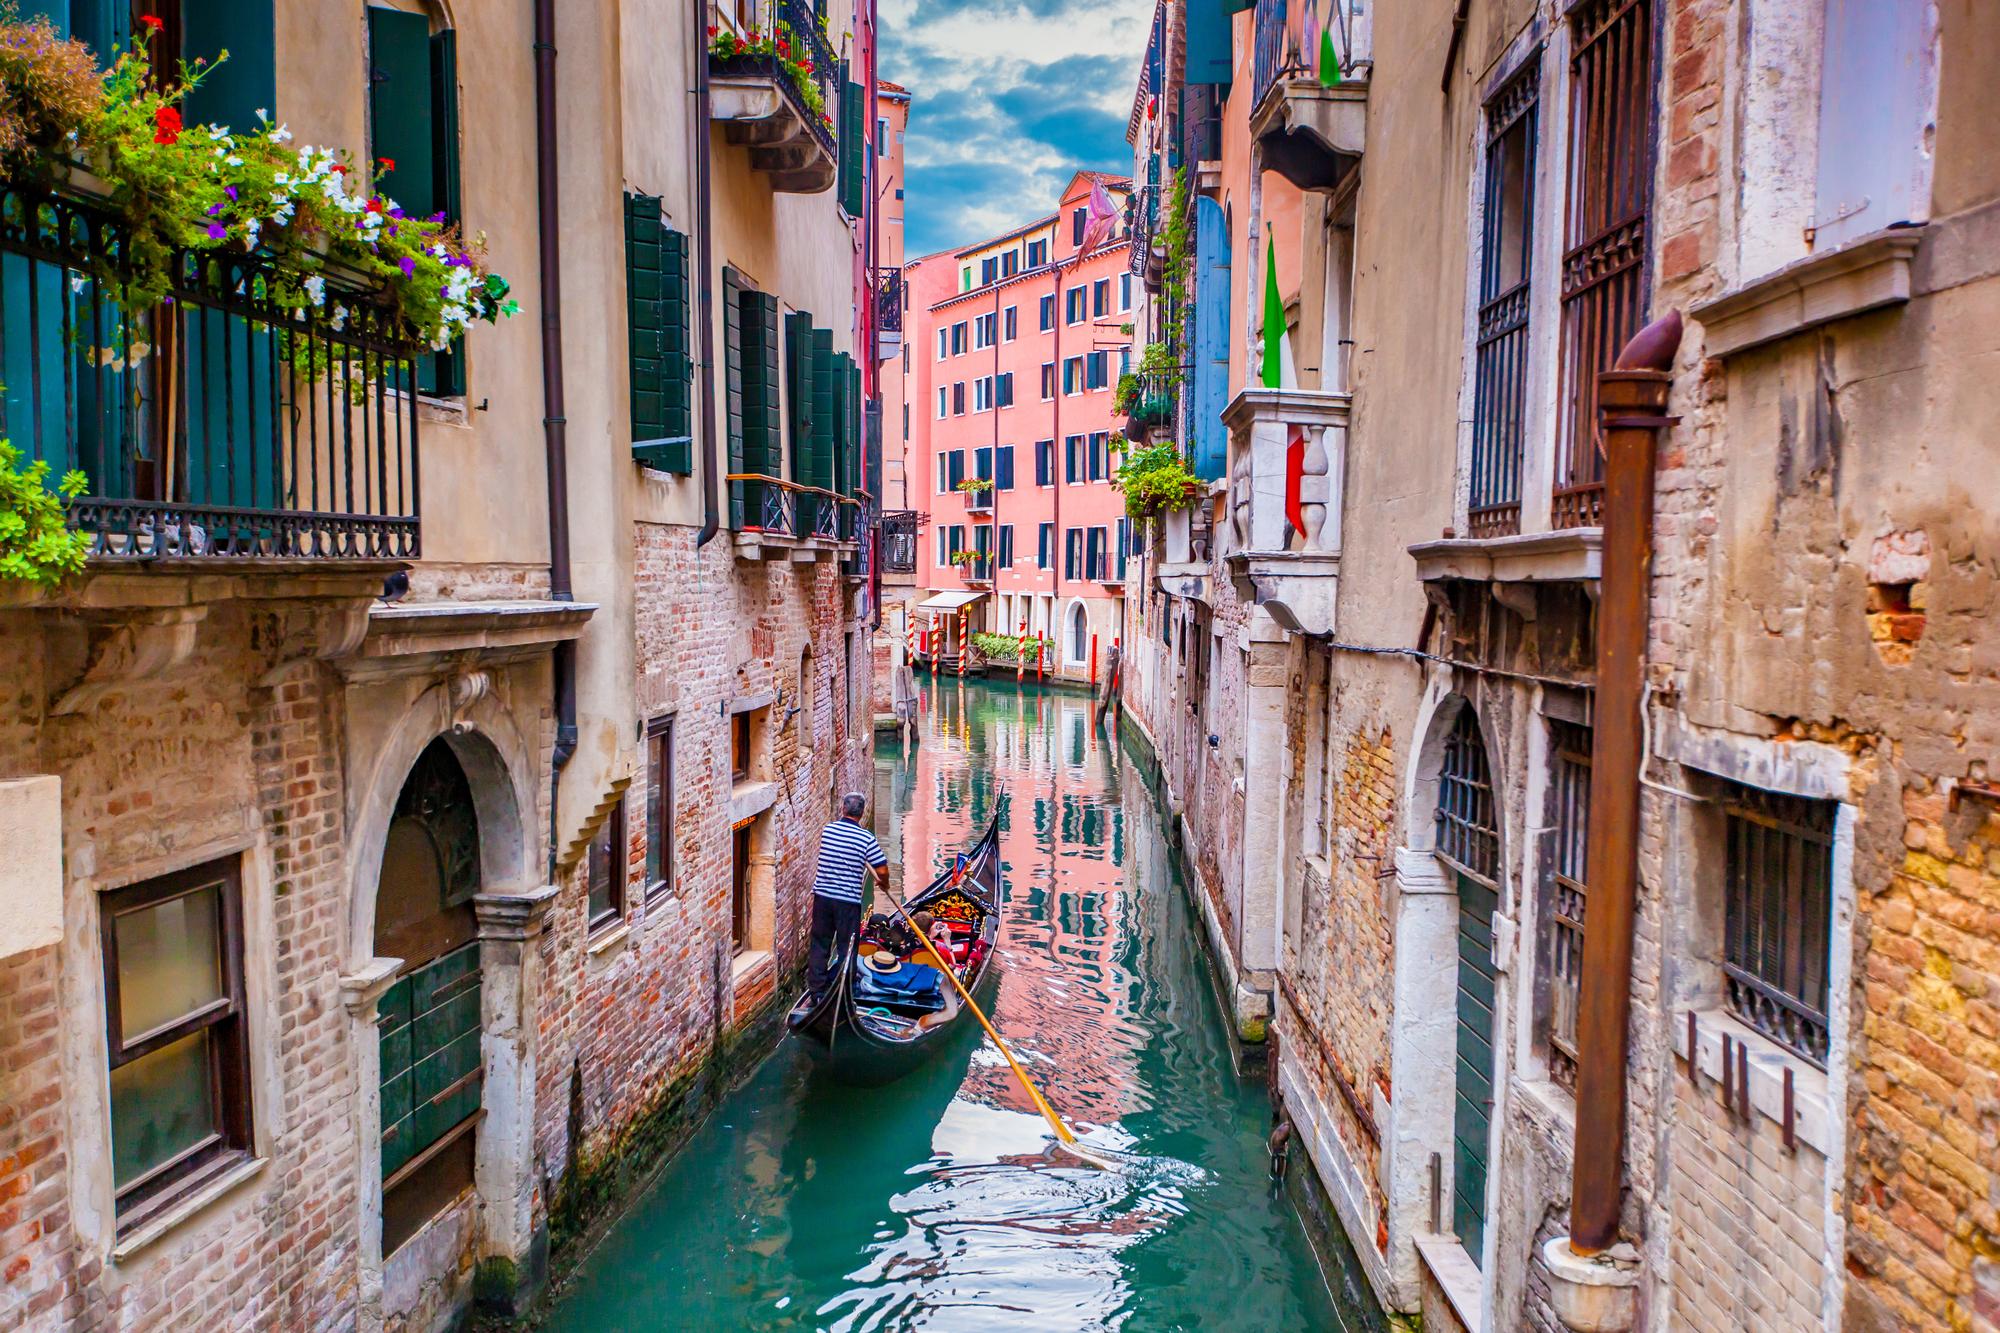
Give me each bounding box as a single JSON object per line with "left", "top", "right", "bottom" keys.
{"left": 1113, "top": 442, "right": 1203, "bottom": 520}
{"left": 954, "top": 477, "right": 993, "bottom": 493}
{"left": 0, "top": 19, "right": 516, "bottom": 362}
{"left": 708, "top": 20, "right": 827, "bottom": 123}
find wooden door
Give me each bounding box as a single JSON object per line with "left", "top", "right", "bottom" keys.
{"left": 1453, "top": 872, "right": 1498, "bottom": 1263}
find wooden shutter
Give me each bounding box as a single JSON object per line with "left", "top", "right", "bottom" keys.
{"left": 627, "top": 194, "right": 694, "bottom": 473}
{"left": 810, "top": 329, "right": 836, "bottom": 498}
{"left": 1813, "top": 0, "right": 1931, "bottom": 247}
{"left": 840, "top": 79, "right": 866, "bottom": 218}
{"left": 845, "top": 356, "right": 861, "bottom": 494}
{"left": 1192, "top": 196, "right": 1232, "bottom": 480}
{"left": 183, "top": 0, "right": 275, "bottom": 129}
{"left": 787, "top": 313, "right": 819, "bottom": 486}
{"left": 368, "top": 9, "right": 436, "bottom": 222}
{"left": 740, "top": 289, "right": 781, "bottom": 480}
{"left": 1184, "top": 0, "right": 1233, "bottom": 85}
{"left": 722, "top": 268, "right": 745, "bottom": 479}
{"left": 1453, "top": 874, "right": 1498, "bottom": 1264}
{"left": 379, "top": 941, "right": 482, "bottom": 1181}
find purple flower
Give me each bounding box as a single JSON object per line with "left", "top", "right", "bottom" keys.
{"left": 430, "top": 211, "right": 446, "bottom": 223}
{"left": 206, "top": 202, "right": 224, "bottom": 216}
{"left": 207, "top": 222, "right": 228, "bottom": 240}
{"left": 399, "top": 256, "right": 416, "bottom": 277}
{"left": 224, "top": 184, "right": 238, "bottom": 200}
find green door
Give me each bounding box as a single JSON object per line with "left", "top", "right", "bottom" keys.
{"left": 378, "top": 940, "right": 483, "bottom": 1181}
{"left": 1453, "top": 872, "right": 1497, "bottom": 1264}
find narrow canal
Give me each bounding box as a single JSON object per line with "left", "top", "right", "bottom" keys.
{"left": 546, "top": 678, "right": 1379, "bottom": 1330}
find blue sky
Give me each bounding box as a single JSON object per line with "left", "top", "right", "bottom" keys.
{"left": 879, "top": 0, "right": 1150, "bottom": 257}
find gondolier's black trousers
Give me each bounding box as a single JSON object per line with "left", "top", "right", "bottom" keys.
{"left": 808, "top": 894, "right": 863, "bottom": 998}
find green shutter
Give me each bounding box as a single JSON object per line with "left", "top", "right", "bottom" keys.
{"left": 368, "top": 8, "right": 436, "bottom": 221}
{"left": 723, "top": 268, "right": 745, "bottom": 482}
{"left": 839, "top": 80, "right": 865, "bottom": 218}
{"left": 846, "top": 358, "right": 862, "bottom": 496}
{"left": 810, "top": 329, "right": 836, "bottom": 498}
{"left": 183, "top": 0, "right": 276, "bottom": 131}
{"left": 627, "top": 193, "right": 693, "bottom": 474}
{"left": 786, "top": 312, "right": 818, "bottom": 486}
{"left": 740, "top": 290, "right": 780, "bottom": 479}
{"left": 379, "top": 942, "right": 482, "bottom": 1182}
{"left": 430, "top": 30, "right": 462, "bottom": 224}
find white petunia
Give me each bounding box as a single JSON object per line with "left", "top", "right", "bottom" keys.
{"left": 302, "top": 274, "right": 326, "bottom": 307}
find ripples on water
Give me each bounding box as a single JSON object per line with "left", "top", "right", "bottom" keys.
{"left": 546, "top": 680, "right": 1350, "bottom": 1332}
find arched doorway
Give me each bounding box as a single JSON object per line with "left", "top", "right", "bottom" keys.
{"left": 1067, "top": 600, "right": 1089, "bottom": 665}
{"left": 374, "top": 738, "right": 484, "bottom": 1256}
{"left": 1434, "top": 705, "right": 1500, "bottom": 1265}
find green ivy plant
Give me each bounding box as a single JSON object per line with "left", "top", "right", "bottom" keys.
{"left": 0, "top": 438, "right": 90, "bottom": 586}
{"left": 1159, "top": 165, "right": 1193, "bottom": 361}
{"left": 972, "top": 631, "right": 1043, "bottom": 663}
{"left": 1113, "top": 441, "right": 1203, "bottom": 520}
{"left": 1113, "top": 371, "right": 1139, "bottom": 415}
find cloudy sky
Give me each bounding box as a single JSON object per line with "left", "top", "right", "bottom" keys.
{"left": 880, "top": 0, "right": 1149, "bottom": 258}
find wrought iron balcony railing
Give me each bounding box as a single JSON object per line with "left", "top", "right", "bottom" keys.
{"left": 0, "top": 187, "right": 424, "bottom": 562}
{"left": 727, "top": 472, "right": 860, "bottom": 544}
{"left": 875, "top": 267, "right": 903, "bottom": 335}
{"left": 708, "top": 0, "right": 840, "bottom": 163}
{"left": 881, "top": 508, "right": 918, "bottom": 573}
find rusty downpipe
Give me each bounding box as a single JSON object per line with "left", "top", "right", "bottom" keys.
{"left": 692, "top": 0, "right": 722, "bottom": 547}
{"left": 534, "top": 0, "right": 578, "bottom": 884}
{"left": 1569, "top": 309, "right": 1682, "bottom": 1255}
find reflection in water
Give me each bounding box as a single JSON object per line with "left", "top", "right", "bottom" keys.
{"left": 547, "top": 678, "right": 1359, "bottom": 1331}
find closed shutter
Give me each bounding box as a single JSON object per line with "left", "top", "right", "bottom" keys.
{"left": 810, "top": 330, "right": 836, "bottom": 499}
{"left": 722, "top": 268, "right": 745, "bottom": 478}
{"left": 1813, "top": 0, "right": 1931, "bottom": 246}
{"left": 996, "top": 445, "right": 1015, "bottom": 490}
{"left": 787, "top": 312, "right": 819, "bottom": 487}
{"left": 999, "top": 525, "right": 1014, "bottom": 567}
{"left": 183, "top": 0, "right": 276, "bottom": 129}
{"left": 840, "top": 79, "right": 866, "bottom": 218}
{"left": 1183, "top": 0, "right": 1233, "bottom": 84}
{"left": 627, "top": 193, "right": 693, "bottom": 473}
{"left": 1191, "top": 196, "right": 1232, "bottom": 479}
{"left": 1035, "top": 442, "right": 1051, "bottom": 487}
{"left": 1453, "top": 873, "right": 1498, "bottom": 1264}
{"left": 379, "top": 941, "right": 482, "bottom": 1182}
{"left": 740, "top": 289, "right": 780, "bottom": 481}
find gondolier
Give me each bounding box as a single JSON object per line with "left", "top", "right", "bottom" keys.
{"left": 807, "top": 793, "right": 889, "bottom": 999}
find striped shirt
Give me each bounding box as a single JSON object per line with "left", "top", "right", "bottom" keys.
{"left": 811, "top": 818, "right": 887, "bottom": 903}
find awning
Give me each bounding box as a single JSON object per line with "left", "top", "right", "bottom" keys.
{"left": 917, "top": 590, "right": 987, "bottom": 612}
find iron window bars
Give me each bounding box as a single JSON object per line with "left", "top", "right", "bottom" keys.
{"left": 1436, "top": 707, "right": 1501, "bottom": 881}
{"left": 1545, "top": 719, "right": 1590, "bottom": 1089}
{"left": 1722, "top": 785, "right": 1835, "bottom": 1066}
{"left": 1555, "top": 0, "right": 1655, "bottom": 531}
{"left": 1469, "top": 65, "right": 1539, "bottom": 539}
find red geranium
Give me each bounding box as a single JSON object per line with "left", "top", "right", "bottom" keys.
{"left": 152, "top": 105, "right": 181, "bottom": 145}
{"left": 379, "top": 157, "right": 396, "bottom": 171}
{"left": 139, "top": 14, "right": 163, "bottom": 30}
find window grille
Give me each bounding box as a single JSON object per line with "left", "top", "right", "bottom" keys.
{"left": 1723, "top": 786, "right": 1835, "bottom": 1065}
{"left": 1470, "top": 66, "right": 1538, "bottom": 538}
{"left": 1436, "top": 708, "right": 1499, "bottom": 880}
{"left": 1556, "top": 0, "right": 1655, "bottom": 530}
{"left": 1546, "top": 720, "right": 1590, "bottom": 1089}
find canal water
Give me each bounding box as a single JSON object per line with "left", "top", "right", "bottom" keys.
{"left": 546, "top": 678, "right": 1377, "bottom": 1331}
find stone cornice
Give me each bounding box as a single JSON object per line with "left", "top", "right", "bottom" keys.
{"left": 1691, "top": 227, "right": 1923, "bottom": 358}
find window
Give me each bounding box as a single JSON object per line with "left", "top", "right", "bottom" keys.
{"left": 980, "top": 256, "right": 999, "bottom": 285}
{"left": 1065, "top": 286, "right": 1087, "bottom": 324}
{"left": 951, "top": 321, "right": 967, "bottom": 355}
{"left": 1470, "top": 70, "right": 1537, "bottom": 539}
{"left": 952, "top": 382, "right": 966, "bottom": 415}
{"left": 1722, "top": 785, "right": 1835, "bottom": 1065}
{"left": 586, "top": 797, "right": 627, "bottom": 933}
{"left": 645, "top": 717, "right": 675, "bottom": 902}
{"left": 998, "top": 524, "right": 1015, "bottom": 567}
{"left": 368, "top": 6, "right": 464, "bottom": 395}
{"left": 936, "top": 527, "right": 949, "bottom": 565}
{"left": 1027, "top": 239, "right": 1048, "bottom": 268}
{"left": 1003, "top": 306, "right": 1018, "bottom": 340}
{"left": 946, "top": 449, "right": 966, "bottom": 489}
{"left": 936, "top": 386, "right": 947, "bottom": 418}
{"left": 974, "top": 312, "right": 996, "bottom": 348}
{"left": 731, "top": 709, "right": 752, "bottom": 781}
{"left": 1085, "top": 526, "right": 1107, "bottom": 579}
{"left": 902, "top": 403, "right": 909, "bottom": 436}
{"left": 731, "top": 820, "right": 755, "bottom": 954}
{"left": 1071, "top": 206, "right": 1087, "bottom": 245}
{"left": 1115, "top": 517, "right": 1129, "bottom": 579}
{"left": 1038, "top": 522, "right": 1054, "bottom": 568}
{"left": 1119, "top": 272, "right": 1133, "bottom": 311}
{"left": 1064, "top": 434, "right": 1084, "bottom": 483}
{"left": 624, "top": 194, "right": 693, "bottom": 472}
{"left": 996, "top": 444, "right": 1016, "bottom": 490}
{"left": 102, "top": 857, "right": 250, "bottom": 1222}
{"left": 1092, "top": 278, "right": 1109, "bottom": 317}
{"left": 996, "top": 372, "right": 1015, "bottom": 408}
{"left": 1039, "top": 295, "right": 1056, "bottom": 331}
{"left": 1035, "top": 439, "right": 1054, "bottom": 486}
{"left": 937, "top": 328, "right": 948, "bottom": 360}
{"left": 1556, "top": 0, "right": 1657, "bottom": 530}
{"left": 1088, "top": 431, "right": 1109, "bottom": 480}
{"left": 1064, "top": 527, "right": 1082, "bottom": 579}
{"left": 1086, "top": 351, "right": 1109, "bottom": 390}
{"left": 877, "top": 115, "right": 888, "bottom": 155}
{"left": 974, "top": 446, "right": 993, "bottom": 486}
{"left": 1544, "top": 720, "right": 1589, "bottom": 1090}
{"left": 1062, "top": 357, "right": 1083, "bottom": 395}
{"left": 961, "top": 266, "right": 972, "bottom": 291}
{"left": 974, "top": 377, "right": 993, "bottom": 412}
{"left": 1436, "top": 708, "right": 1499, "bottom": 880}
{"left": 1040, "top": 363, "right": 1056, "bottom": 399}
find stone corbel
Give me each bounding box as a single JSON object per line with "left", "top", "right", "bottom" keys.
{"left": 1491, "top": 581, "right": 1539, "bottom": 622}
{"left": 1392, "top": 846, "right": 1451, "bottom": 896}
{"left": 51, "top": 607, "right": 207, "bottom": 715}
{"left": 339, "top": 956, "right": 405, "bottom": 1021}
{"left": 448, "top": 670, "right": 493, "bottom": 734}
{"left": 473, "top": 883, "right": 562, "bottom": 944}
{"left": 255, "top": 602, "right": 372, "bottom": 686}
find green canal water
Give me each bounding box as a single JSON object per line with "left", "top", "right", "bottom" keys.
{"left": 545, "top": 679, "right": 1383, "bottom": 1331}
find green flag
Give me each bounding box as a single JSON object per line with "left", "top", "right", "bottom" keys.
{"left": 1261, "top": 226, "right": 1283, "bottom": 390}
{"left": 1320, "top": 23, "right": 1342, "bottom": 86}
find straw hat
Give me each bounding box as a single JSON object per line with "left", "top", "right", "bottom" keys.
{"left": 862, "top": 949, "right": 902, "bottom": 974}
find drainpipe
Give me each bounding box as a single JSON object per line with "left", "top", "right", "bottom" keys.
{"left": 1567, "top": 309, "right": 1681, "bottom": 1262}
{"left": 692, "top": 0, "right": 722, "bottom": 548}
{"left": 534, "top": 0, "right": 578, "bottom": 879}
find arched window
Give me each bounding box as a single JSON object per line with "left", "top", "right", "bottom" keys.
{"left": 1068, "top": 601, "right": 1089, "bottom": 664}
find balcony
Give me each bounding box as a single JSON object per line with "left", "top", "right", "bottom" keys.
{"left": 0, "top": 187, "right": 421, "bottom": 570}
{"left": 1122, "top": 371, "right": 1177, "bottom": 443}
{"left": 881, "top": 509, "right": 919, "bottom": 575}
{"left": 1250, "top": 0, "right": 1369, "bottom": 194}
{"left": 874, "top": 268, "right": 903, "bottom": 363}
{"left": 708, "top": 0, "right": 839, "bottom": 195}
{"left": 728, "top": 474, "right": 860, "bottom": 561}
{"left": 1221, "top": 387, "right": 1348, "bottom": 636}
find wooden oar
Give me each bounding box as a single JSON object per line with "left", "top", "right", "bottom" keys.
{"left": 879, "top": 888, "right": 1116, "bottom": 1169}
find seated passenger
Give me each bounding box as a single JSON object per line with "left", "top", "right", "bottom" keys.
{"left": 908, "top": 910, "right": 956, "bottom": 959}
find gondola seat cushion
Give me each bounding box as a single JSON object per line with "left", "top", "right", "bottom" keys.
{"left": 855, "top": 958, "right": 946, "bottom": 1014}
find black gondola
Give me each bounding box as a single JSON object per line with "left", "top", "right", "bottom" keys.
{"left": 786, "top": 817, "right": 1002, "bottom": 1085}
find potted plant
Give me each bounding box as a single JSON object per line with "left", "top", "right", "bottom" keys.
{"left": 1114, "top": 442, "right": 1204, "bottom": 521}
{"left": 954, "top": 477, "right": 993, "bottom": 493}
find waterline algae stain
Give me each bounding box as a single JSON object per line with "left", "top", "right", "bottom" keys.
{"left": 544, "top": 679, "right": 1380, "bottom": 1330}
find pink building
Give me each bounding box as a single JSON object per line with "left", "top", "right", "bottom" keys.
{"left": 902, "top": 172, "right": 1136, "bottom": 680}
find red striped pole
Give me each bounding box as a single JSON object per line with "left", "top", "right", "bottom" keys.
{"left": 1089, "top": 632, "right": 1098, "bottom": 688}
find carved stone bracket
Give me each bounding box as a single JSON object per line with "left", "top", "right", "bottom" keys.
{"left": 473, "top": 883, "right": 562, "bottom": 944}
{"left": 255, "top": 602, "right": 373, "bottom": 686}
{"left": 339, "top": 956, "right": 405, "bottom": 1020}
{"left": 50, "top": 607, "right": 208, "bottom": 715}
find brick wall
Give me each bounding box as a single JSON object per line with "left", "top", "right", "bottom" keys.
{"left": 0, "top": 944, "right": 74, "bottom": 1331}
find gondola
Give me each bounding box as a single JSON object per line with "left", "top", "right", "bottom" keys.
{"left": 786, "top": 817, "right": 1003, "bottom": 1085}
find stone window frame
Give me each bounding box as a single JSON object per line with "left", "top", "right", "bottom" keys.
{"left": 585, "top": 794, "right": 628, "bottom": 937}
{"left": 643, "top": 714, "right": 676, "bottom": 907}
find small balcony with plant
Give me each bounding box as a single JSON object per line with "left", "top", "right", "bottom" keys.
{"left": 955, "top": 475, "right": 993, "bottom": 513}
{"left": 1220, "top": 383, "right": 1350, "bottom": 636}
{"left": 1114, "top": 441, "right": 1205, "bottom": 579}
{"left": 708, "top": 0, "right": 842, "bottom": 195}
{"left": 946, "top": 546, "right": 991, "bottom": 585}
{"left": 1250, "top": 0, "right": 1369, "bottom": 194}
{"left": 1116, "top": 354, "right": 1180, "bottom": 443}
{"left": 0, "top": 19, "right": 514, "bottom": 597}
